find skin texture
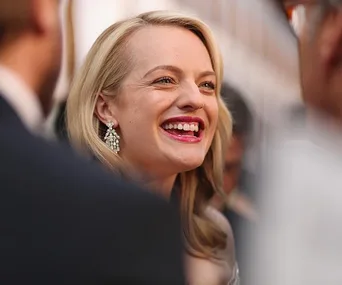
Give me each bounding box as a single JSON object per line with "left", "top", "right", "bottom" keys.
{"left": 95, "top": 25, "right": 219, "bottom": 196}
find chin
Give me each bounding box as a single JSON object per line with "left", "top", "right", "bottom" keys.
{"left": 171, "top": 152, "right": 206, "bottom": 173}
{"left": 158, "top": 130, "right": 210, "bottom": 173}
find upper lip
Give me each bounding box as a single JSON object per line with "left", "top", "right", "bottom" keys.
{"left": 161, "top": 116, "right": 205, "bottom": 130}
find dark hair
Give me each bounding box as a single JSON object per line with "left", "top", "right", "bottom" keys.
{"left": 221, "top": 83, "right": 253, "bottom": 137}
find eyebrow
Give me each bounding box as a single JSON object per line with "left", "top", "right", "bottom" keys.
{"left": 143, "top": 64, "right": 216, "bottom": 79}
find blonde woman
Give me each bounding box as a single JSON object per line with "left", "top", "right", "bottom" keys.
{"left": 67, "top": 10, "right": 239, "bottom": 285}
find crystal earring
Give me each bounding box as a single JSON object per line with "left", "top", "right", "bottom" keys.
{"left": 104, "top": 121, "right": 120, "bottom": 153}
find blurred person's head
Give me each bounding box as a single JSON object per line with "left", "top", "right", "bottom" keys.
{"left": 297, "top": 0, "right": 342, "bottom": 120}
{"left": 221, "top": 83, "right": 253, "bottom": 194}
{"left": 66, "top": 10, "right": 232, "bottom": 259}
{"left": 0, "top": 0, "right": 62, "bottom": 116}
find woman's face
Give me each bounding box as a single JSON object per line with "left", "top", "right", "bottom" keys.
{"left": 99, "top": 25, "right": 219, "bottom": 178}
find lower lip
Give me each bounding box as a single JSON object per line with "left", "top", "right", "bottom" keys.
{"left": 160, "top": 127, "right": 203, "bottom": 143}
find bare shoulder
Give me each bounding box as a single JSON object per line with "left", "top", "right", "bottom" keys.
{"left": 186, "top": 207, "right": 237, "bottom": 284}
{"left": 205, "top": 206, "right": 236, "bottom": 264}
{"left": 205, "top": 206, "right": 233, "bottom": 236}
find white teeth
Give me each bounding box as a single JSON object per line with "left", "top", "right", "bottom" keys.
{"left": 162, "top": 122, "right": 201, "bottom": 132}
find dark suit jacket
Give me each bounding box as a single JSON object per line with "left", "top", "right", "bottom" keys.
{"left": 0, "top": 96, "right": 185, "bottom": 285}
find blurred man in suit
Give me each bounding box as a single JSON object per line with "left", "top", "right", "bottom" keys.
{"left": 0, "top": 1, "right": 185, "bottom": 284}
{"left": 245, "top": 1, "right": 342, "bottom": 284}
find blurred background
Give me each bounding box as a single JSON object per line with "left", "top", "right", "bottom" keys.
{"left": 52, "top": 0, "right": 301, "bottom": 175}
{"left": 7, "top": 1, "right": 342, "bottom": 283}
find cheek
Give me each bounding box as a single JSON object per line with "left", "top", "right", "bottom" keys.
{"left": 114, "top": 97, "right": 146, "bottom": 138}
{"left": 119, "top": 108, "right": 151, "bottom": 136}
{"left": 206, "top": 98, "right": 219, "bottom": 130}
{"left": 116, "top": 91, "right": 172, "bottom": 139}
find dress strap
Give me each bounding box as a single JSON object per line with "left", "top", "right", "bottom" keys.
{"left": 228, "top": 263, "right": 240, "bottom": 285}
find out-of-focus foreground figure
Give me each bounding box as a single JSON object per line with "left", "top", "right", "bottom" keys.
{"left": 0, "top": 1, "right": 185, "bottom": 284}
{"left": 246, "top": 1, "right": 342, "bottom": 284}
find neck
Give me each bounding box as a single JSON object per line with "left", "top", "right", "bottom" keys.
{"left": 144, "top": 175, "right": 177, "bottom": 199}
{"left": 121, "top": 156, "right": 179, "bottom": 198}
{"left": 131, "top": 169, "right": 177, "bottom": 199}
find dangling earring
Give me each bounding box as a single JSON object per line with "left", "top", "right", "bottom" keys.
{"left": 104, "top": 121, "right": 120, "bottom": 153}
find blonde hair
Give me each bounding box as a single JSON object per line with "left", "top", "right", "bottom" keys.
{"left": 66, "top": 10, "right": 232, "bottom": 259}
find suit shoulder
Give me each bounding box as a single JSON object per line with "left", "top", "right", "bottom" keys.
{"left": 0, "top": 125, "right": 166, "bottom": 206}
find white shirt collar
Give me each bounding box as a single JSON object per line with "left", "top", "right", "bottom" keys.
{"left": 0, "top": 65, "right": 44, "bottom": 133}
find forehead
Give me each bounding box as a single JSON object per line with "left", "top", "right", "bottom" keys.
{"left": 126, "top": 25, "right": 214, "bottom": 72}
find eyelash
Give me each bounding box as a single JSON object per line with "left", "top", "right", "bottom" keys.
{"left": 200, "top": 81, "right": 216, "bottom": 91}
{"left": 153, "top": 76, "right": 175, "bottom": 85}
{"left": 152, "top": 77, "right": 216, "bottom": 91}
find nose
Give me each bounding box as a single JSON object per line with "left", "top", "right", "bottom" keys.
{"left": 176, "top": 83, "right": 205, "bottom": 112}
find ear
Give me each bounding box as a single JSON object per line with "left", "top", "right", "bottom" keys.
{"left": 319, "top": 9, "right": 342, "bottom": 69}
{"left": 95, "top": 93, "right": 119, "bottom": 127}
{"left": 31, "top": 0, "right": 60, "bottom": 34}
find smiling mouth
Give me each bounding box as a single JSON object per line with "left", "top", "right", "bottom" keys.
{"left": 160, "top": 121, "right": 204, "bottom": 143}
{"left": 162, "top": 122, "right": 200, "bottom": 136}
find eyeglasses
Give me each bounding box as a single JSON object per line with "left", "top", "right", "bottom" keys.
{"left": 283, "top": 2, "right": 308, "bottom": 36}
{"left": 284, "top": 1, "right": 314, "bottom": 21}
{"left": 284, "top": 0, "right": 342, "bottom": 36}
{"left": 285, "top": 0, "right": 342, "bottom": 21}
